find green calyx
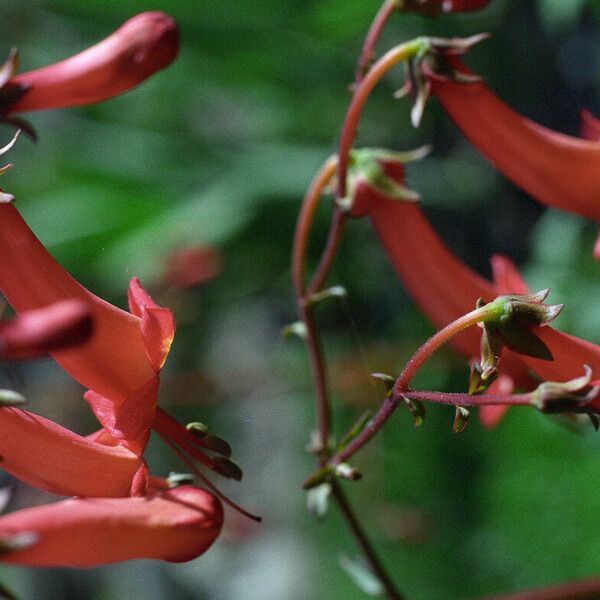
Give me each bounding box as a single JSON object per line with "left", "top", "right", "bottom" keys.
{"left": 339, "top": 146, "right": 429, "bottom": 212}
{"left": 476, "top": 290, "right": 563, "bottom": 362}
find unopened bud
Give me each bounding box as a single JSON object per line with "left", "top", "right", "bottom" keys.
{"left": 7, "top": 12, "right": 179, "bottom": 113}
{"left": 533, "top": 366, "right": 600, "bottom": 414}
{"left": 212, "top": 457, "right": 243, "bottom": 481}
{"left": 452, "top": 406, "right": 470, "bottom": 433}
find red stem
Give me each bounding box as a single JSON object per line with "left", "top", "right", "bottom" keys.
{"left": 292, "top": 156, "right": 338, "bottom": 299}
{"left": 331, "top": 304, "right": 496, "bottom": 466}
{"left": 355, "top": 0, "right": 399, "bottom": 86}
{"left": 401, "top": 390, "right": 532, "bottom": 407}
{"left": 305, "top": 208, "right": 348, "bottom": 298}
{"left": 337, "top": 39, "right": 423, "bottom": 198}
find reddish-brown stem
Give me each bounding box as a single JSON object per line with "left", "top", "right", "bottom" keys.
{"left": 480, "top": 576, "right": 600, "bottom": 600}
{"left": 337, "top": 39, "right": 424, "bottom": 198}
{"left": 301, "top": 307, "right": 332, "bottom": 466}
{"left": 292, "top": 12, "right": 417, "bottom": 600}
{"left": 331, "top": 481, "right": 405, "bottom": 600}
{"left": 330, "top": 304, "right": 497, "bottom": 466}
{"left": 305, "top": 207, "right": 348, "bottom": 298}
{"left": 401, "top": 390, "right": 533, "bottom": 407}
{"left": 393, "top": 304, "right": 499, "bottom": 394}
{"left": 292, "top": 156, "right": 338, "bottom": 299}
{"left": 355, "top": 0, "right": 399, "bottom": 86}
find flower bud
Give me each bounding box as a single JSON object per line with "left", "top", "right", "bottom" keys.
{"left": 6, "top": 12, "right": 179, "bottom": 113}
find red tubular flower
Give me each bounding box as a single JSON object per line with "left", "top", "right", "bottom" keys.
{"left": 0, "top": 300, "right": 91, "bottom": 360}
{"left": 4, "top": 12, "right": 179, "bottom": 114}
{"left": 0, "top": 486, "right": 222, "bottom": 567}
{"left": 350, "top": 159, "right": 600, "bottom": 418}
{"left": 0, "top": 200, "right": 243, "bottom": 491}
{"left": 0, "top": 407, "right": 145, "bottom": 498}
{"left": 426, "top": 56, "right": 600, "bottom": 222}
{"left": 0, "top": 202, "right": 158, "bottom": 441}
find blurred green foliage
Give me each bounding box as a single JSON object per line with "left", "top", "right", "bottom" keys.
{"left": 1, "top": 1, "right": 600, "bottom": 598}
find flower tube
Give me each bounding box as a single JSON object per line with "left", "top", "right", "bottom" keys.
{"left": 0, "top": 486, "right": 222, "bottom": 567}
{"left": 350, "top": 158, "right": 600, "bottom": 394}
{"left": 425, "top": 55, "right": 600, "bottom": 222}
{"left": 4, "top": 12, "right": 179, "bottom": 114}
{"left": 0, "top": 407, "right": 145, "bottom": 498}
{"left": 0, "top": 200, "right": 240, "bottom": 482}
{"left": 0, "top": 202, "right": 157, "bottom": 441}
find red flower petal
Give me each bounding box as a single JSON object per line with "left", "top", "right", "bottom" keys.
{"left": 580, "top": 109, "right": 600, "bottom": 142}
{"left": 490, "top": 254, "right": 529, "bottom": 295}
{"left": 84, "top": 376, "right": 159, "bottom": 442}
{"left": 0, "top": 203, "right": 155, "bottom": 407}
{"left": 351, "top": 164, "right": 600, "bottom": 419}
{"left": 0, "top": 407, "right": 144, "bottom": 497}
{"left": 0, "top": 486, "right": 222, "bottom": 567}
{"left": 7, "top": 12, "right": 179, "bottom": 114}
{"left": 429, "top": 57, "right": 600, "bottom": 221}
{"left": 128, "top": 278, "right": 175, "bottom": 372}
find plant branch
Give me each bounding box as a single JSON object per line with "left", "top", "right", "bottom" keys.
{"left": 330, "top": 303, "right": 499, "bottom": 466}
{"left": 292, "top": 155, "right": 338, "bottom": 299}
{"left": 355, "top": 0, "right": 399, "bottom": 86}
{"left": 305, "top": 207, "right": 347, "bottom": 298}
{"left": 401, "top": 389, "right": 533, "bottom": 407}
{"left": 331, "top": 481, "right": 405, "bottom": 600}
{"left": 337, "top": 38, "right": 426, "bottom": 198}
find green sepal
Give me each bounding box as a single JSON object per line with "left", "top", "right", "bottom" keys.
{"left": 167, "top": 472, "right": 196, "bottom": 487}
{"left": 497, "top": 319, "right": 553, "bottom": 360}
{"left": 186, "top": 422, "right": 209, "bottom": 438}
{"left": 452, "top": 406, "right": 470, "bottom": 433}
{"left": 336, "top": 411, "right": 372, "bottom": 453}
{"left": 371, "top": 372, "right": 396, "bottom": 395}
{"left": 533, "top": 365, "right": 600, "bottom": 414}
{"left": 281, "top": 321, "right": 307, "bottom": 341}
{"left": 306, "top": 285, "right": 347, "bottom": 307}
{"left": 400, "top": 394, "right": 426, "bottom": 427}
{"left": 338, "top": 554, "right": 384, "bottom": 597}
{"left": 334, "top": 463, "right": 362, "bottom": 482}
{"left": 212, "top": 457, "right": 243, "bottom": 481}
{"left": 0, "top": 532, "right": 38, "bottom": 556}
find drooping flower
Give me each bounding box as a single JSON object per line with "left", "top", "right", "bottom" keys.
{"left": 422, "top": 54, "right": 600, "bottom": 222}
{"left": 0, "top": 406, "right": 146, "bottom": 498}
{"left": 0, "top": 486, "right": 223, "bottom": 567}
{"left": 0, "top": 201, "right": 158, "bottom": 442}
{"left": 0, "top": 12, "right": 179, "bottom": 118}
{"left": 0, "top": 300, "right": 91, "bottom": 360}
{"left": 0, "top": 198, "right": 244, "bottom": 489}
{"left": 349, "top": 156, "right": 600, "bottom": 421}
